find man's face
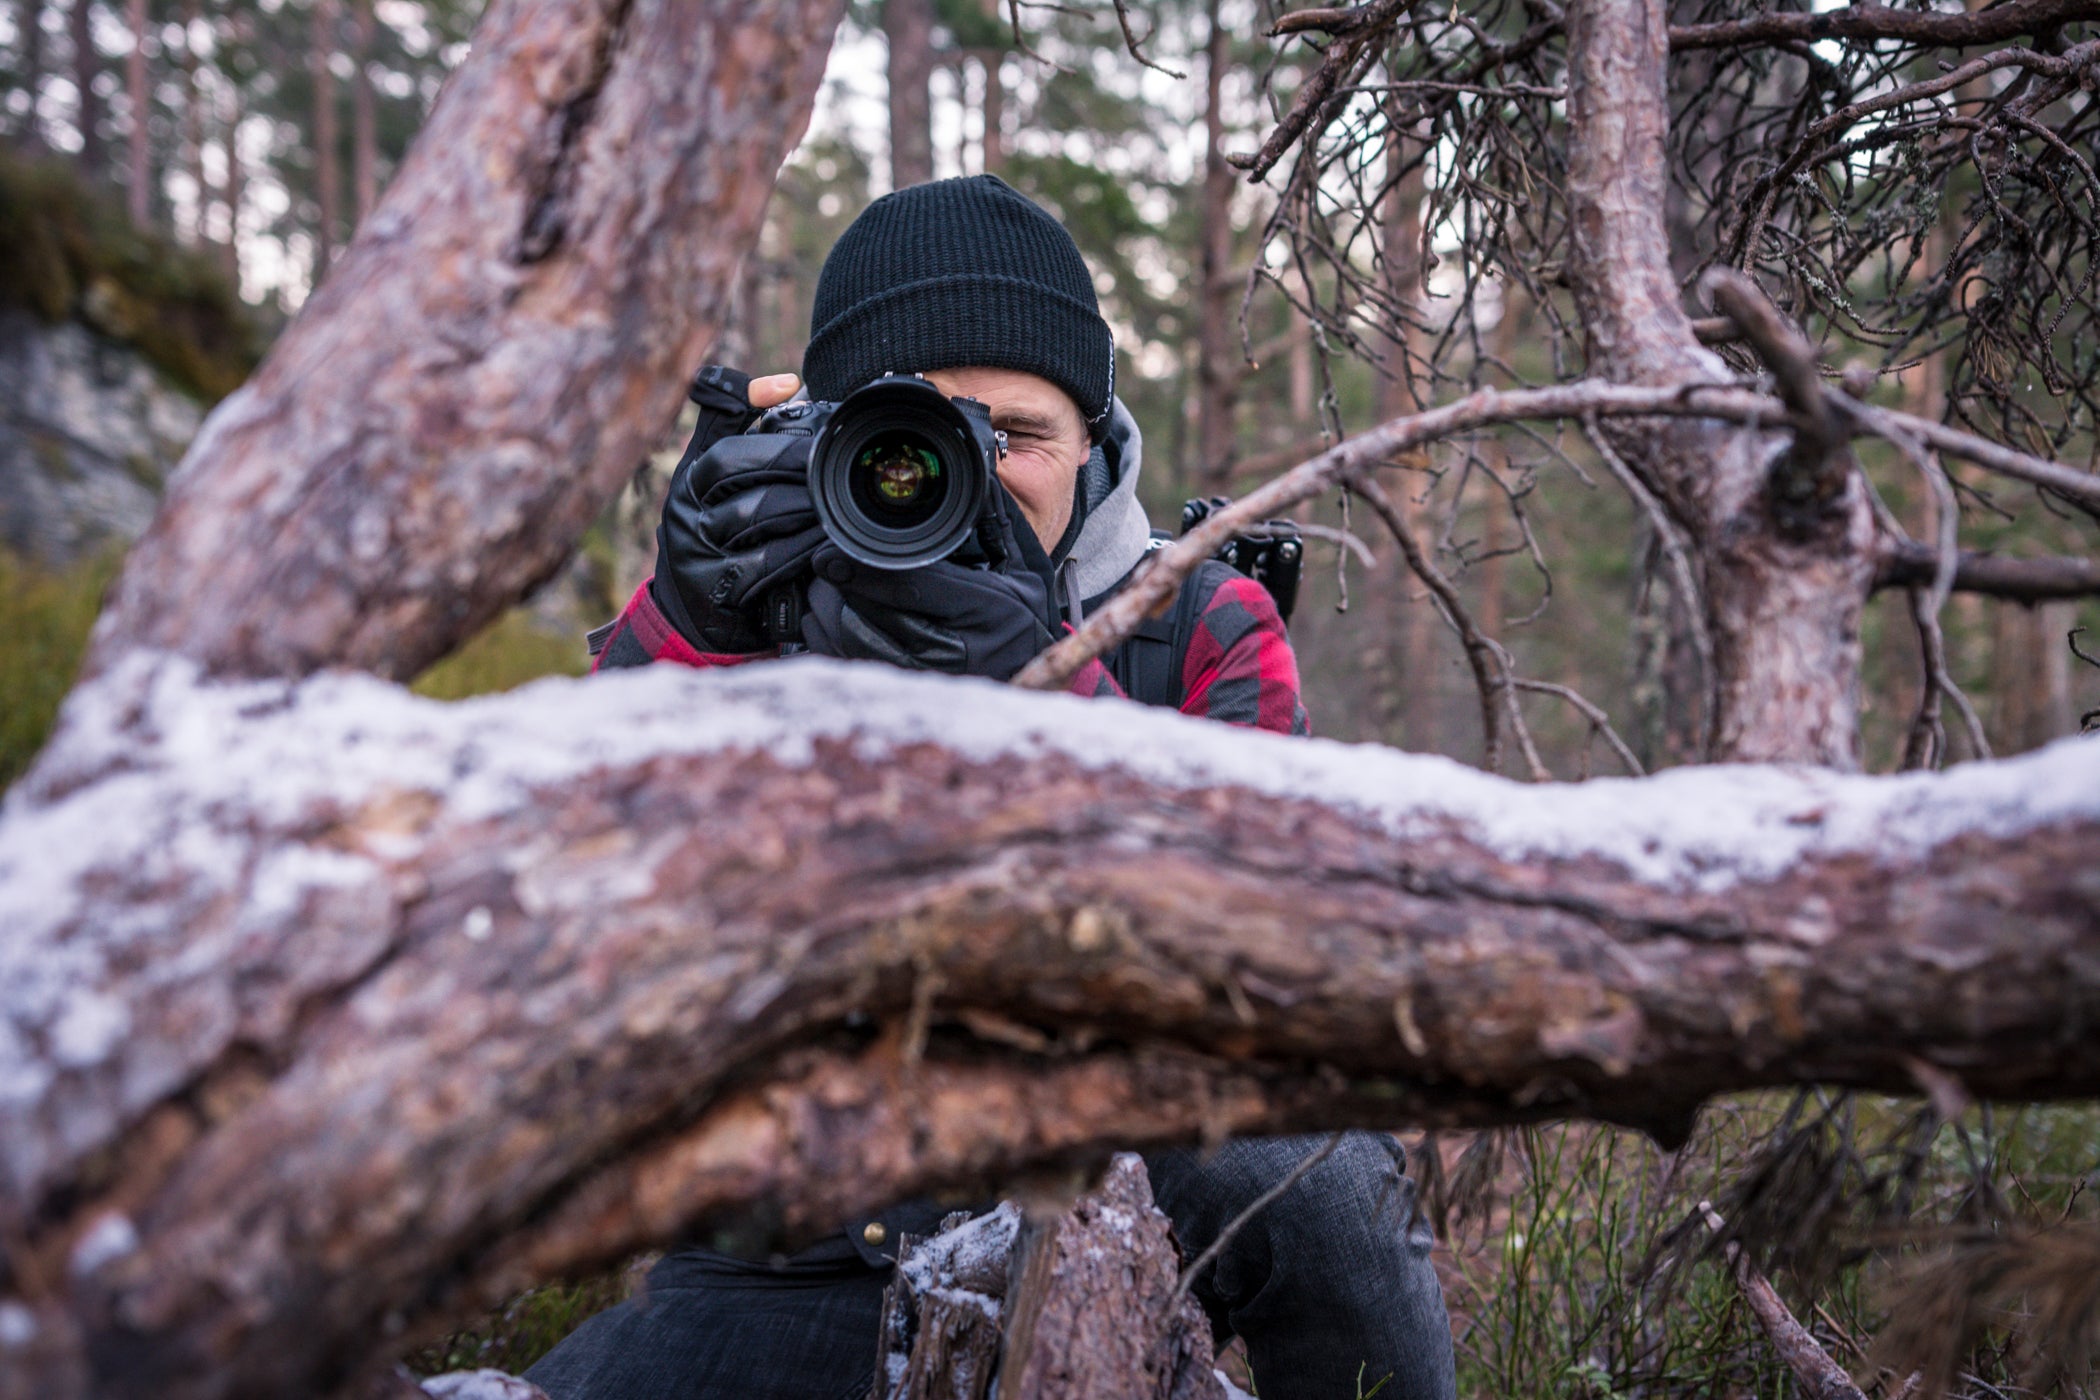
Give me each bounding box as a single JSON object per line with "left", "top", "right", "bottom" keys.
{"left": 921, "top": 367, "right": 1088, "bottom": 552}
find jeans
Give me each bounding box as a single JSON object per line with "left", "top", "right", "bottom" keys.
{"left": 525, "top": 1132, "right": 1456, "bottom": 1400}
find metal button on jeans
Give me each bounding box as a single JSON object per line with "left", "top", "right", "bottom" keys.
{"left": 862, "top": 1221, "right": 887, "bottom": 1247}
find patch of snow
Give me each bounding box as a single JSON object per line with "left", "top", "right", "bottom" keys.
{"left": 419, "top": 1370, "right": 551, "bottom": 1400}
{"left": 898, "top": 1200, "right": 1022, "bottom": 1299}
{"left": 54, "top": 652, "right": 2100, "bottom": 899}
{"left": 68, "top": 1211, "right": 139, "bottom": 1277}
{"left": 0, "top": 1301, "right": 35, "bottom": 1350}
{"left": 238, "top": 845, "right": 380, "bottom": 932}
{"left": 47, "top": 992, "right": 128, "bottom": 1069}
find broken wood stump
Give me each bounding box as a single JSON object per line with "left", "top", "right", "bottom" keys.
{"left": 879, "top": 1155, "right": 1222, "bottom": 1400}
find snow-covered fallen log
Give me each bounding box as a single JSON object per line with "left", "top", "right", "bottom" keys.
{"left": 1, "top": 652, "right": 2095, "bottom": 1398}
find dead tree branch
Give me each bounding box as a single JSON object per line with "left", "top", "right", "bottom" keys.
{"left": 1873, "top": 544, "right": 2100, "bottom": 601}
{"left": 1670, "top": 0, "right": 2100, "bottom": 53}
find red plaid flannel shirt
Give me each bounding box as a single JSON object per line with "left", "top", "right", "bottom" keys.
{"left": 595, "top": 572, "right": 1309, "bottom": 737}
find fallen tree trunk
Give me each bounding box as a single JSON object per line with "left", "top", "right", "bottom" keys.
{"left": 0, "top": 653, "right": 2095, "bottom": 1398}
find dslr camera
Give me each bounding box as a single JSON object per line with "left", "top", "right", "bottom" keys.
{"left": 757, "top": 373, "right": 1012, "bottom": 572}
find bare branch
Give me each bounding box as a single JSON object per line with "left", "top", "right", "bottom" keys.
{"left": 1700, "top": 1203, "right": 1871, "bottom": 1400}
{"left": 1702, "top": 268, "right": 1854, "bottom": 537}
{"left": 1584, "top": 414, "right": 1717, "bottom": 757}
{"left": 1510, "top": 679, "right": 1647, "bottom": 776}
{"left": 1231, "top": 0, "right": 1409, "bottom": 181}
{"left": 1670, "top": 0, "right": 2100, "bottom": 54}
{"left": 1109, "top": 0, "right": 1184, "bottom": 77}
{"left": 1012, "top": 379, "right": 1801, "bottom": 693}
{"left": 1873, "top": 543, "right": 2100, "bottom": 601}
{"left": 1834, "top": 395, "right": 2100, "bottom": 521}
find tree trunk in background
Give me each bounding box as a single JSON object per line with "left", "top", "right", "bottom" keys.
{"left": 884, "top": 0, "right": 933, "bottom": 188}
{"left": 123, "top": 0, "right": 145, "bottom": 224}
{"left": 1989, "top": 600, "right": 2076, "bottom": 752}
{"left": 15, "top": 0, "right": 46, "bottom": 144}
{"left": 181, "top": 0, "right": 204, "bottom": 242}
{"left": 1564, "top": 0, "right": 1874, "bottom": 767}
{"left": 218, "top": 75, "right": 243, "bottom": 283}
{"left": 1194, "top": 0, "right": 1237, "bottom": 490}
{"left": 977, "top": 49, "right": 1003, "bottom": 173}
{"left": 1375, "top": 91, "right": 1435, "bottom": 749}
{"left": 352, "top": 0, "right": 376, "bottom": 223}
{"left": 310, "top": 0, "right": 340, "bottom": 279}
{"left": 67, "top": 0, "right": 101, "bottom": 173}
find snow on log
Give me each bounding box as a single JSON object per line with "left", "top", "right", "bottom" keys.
{"left": 0, "top": 653, "right": 2096, "bottom": 1398}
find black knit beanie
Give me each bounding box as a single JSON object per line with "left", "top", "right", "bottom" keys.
{"left": 803, "top": 175, "right": 1117, "bottom": 440}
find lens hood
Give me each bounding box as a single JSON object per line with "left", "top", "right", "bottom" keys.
{"left": 807, "top": 375, "right": 994, "bottom": 570}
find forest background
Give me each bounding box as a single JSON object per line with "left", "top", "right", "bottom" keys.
{"left": 1, "top": 0, "right": 2097, "bottom": 1393}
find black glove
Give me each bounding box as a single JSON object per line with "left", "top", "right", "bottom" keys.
{"left": 802, "top": 551, "right": 1057, "bottom": 681}
{"left": 801, "top": 487, "right": 1058, "bottom": 681}
{"left": 652, "top": 368, "right": 825, "bottom": 655}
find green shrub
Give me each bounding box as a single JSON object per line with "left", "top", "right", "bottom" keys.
{"left": 0, "top": 549, "right": 119, "bottom": 790}
{"left": 0, "top": 150, "right": 263, "bottom": 402}
{"left": 411, "top": 610, "right": 591, "bottom": 700}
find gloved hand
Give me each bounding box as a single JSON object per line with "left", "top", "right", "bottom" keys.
{"left": 801, "top": 486, "right": 1059, "bottom": 681}
{"left": 651, "top": 367, "right": 825, "bottom": 655}
{"left": 802, "top": 551, "right": 1057, "bottom": 681}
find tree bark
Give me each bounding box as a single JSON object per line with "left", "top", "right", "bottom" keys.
{"left": 83, "top": 0, "right": 844, "bottom": 687}
{"left": 876, "top": 1159, "right": 1217, "bottom": 1400}
{"left": 995, "top": 1158, "right": 1220, "bottom": 1400}
{"left": 2, "top": 652, "right": 2097, "bottom": 1398}
{"left": 884, "top": 0, "right": 933, "bottom": 188}
{"left": 1564, "top": 0, "right": 1876, "bottom": 768}
{"left": 311, "top": 0, "right": 341, "bottom": 279}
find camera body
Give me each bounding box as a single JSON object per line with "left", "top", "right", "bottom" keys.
{"left": 752, "top": 373, "right": 1010, "bottom": 646}
{"left": 756, "top": 373, "right": 1009, "bottom": 572}
{"left": 1179, "top": 496, "right": 1304, "bottom": 624}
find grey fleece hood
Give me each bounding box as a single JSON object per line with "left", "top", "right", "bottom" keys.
{"left": 1055, "top": 397, "right": 1156, "bottom": 606}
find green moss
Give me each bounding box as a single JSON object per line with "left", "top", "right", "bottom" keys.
{"left": 0, "top": 150, "right": 262, "bottom": 403}
{"left": 0, "top": 548, "right": 121, "bottom": 791}
{"left": 407, "top": 1265, "right": 644, "bottom": 1378}
{"left": 411, "top": 609, "right": 590, "bottom": 701}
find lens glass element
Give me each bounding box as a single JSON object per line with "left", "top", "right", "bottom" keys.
{"left": 849, "top": 429, "right": 949, "bottom": 528}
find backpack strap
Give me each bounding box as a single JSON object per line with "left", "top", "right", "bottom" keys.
{"left": 1105, "top": 554, "right": 1233, "bottom": 710}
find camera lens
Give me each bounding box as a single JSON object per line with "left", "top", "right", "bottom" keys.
{"left": 808, "top": 377, "right": 990, "bottom": 570}
{"left": 848, "top": 430, "right": 949, "bottom": 528}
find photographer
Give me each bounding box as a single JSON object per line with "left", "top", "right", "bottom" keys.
{"left": 534, "top": 175, "right": 1454, "bottom": 1400}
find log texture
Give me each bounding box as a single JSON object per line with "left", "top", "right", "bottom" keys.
{"left": 83, "top": 0, "right": 843, "bottom": 685}
{"left": 995, "top": 1157, "right": 1220, "bottom": 1400}
{"left": 1, "top": 655, "right": 2096, "bottom": 1398}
